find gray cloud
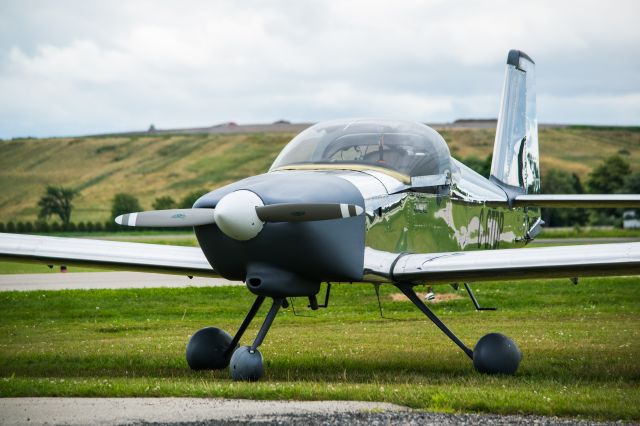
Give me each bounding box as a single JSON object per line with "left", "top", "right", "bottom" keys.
{"left": 0, "top": 0, "right": 638, "bottom": 138}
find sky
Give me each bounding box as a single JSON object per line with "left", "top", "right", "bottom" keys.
{"left": 0, "top": 0, "right": 639, "bottom": 138}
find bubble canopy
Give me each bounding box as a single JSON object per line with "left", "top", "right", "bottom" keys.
{"left": 270, "top": 119, "right": 451, "bottom": 178}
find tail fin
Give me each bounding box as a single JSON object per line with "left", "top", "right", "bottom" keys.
{"left": 490, "top": 50, "right": 540, "bottom": 195}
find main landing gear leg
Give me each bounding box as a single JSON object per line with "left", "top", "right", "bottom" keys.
{"left": 464, "top": 283, "right": 497, "bottom": 311}
{"left": 186, "top": 295, "right": 265, "bottom": 371}
{"left": 396, "top": 283, "right": 521, "bottom": 375}
{"left": 229, "top": 297, "right": 284, "bottom": 381}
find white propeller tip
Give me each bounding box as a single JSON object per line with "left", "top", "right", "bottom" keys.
{"left": 115, "top": 215, "right": 123, "bottom": 225}
{"left": 355, "top": 205, "right": 364, "bottom": 216}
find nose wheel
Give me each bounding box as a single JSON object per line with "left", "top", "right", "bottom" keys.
{"left": 186, "top": 295, "right": 284, "bottom": 381}
{"left": 230, "top": 296, "right": 283, "bottom": 380}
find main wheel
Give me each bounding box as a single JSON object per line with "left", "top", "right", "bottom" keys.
{"left": 229, "top": 346, "right": 264, "bottom": 381}
{"left": 186, "top": 327, "right": 234, "bottom": 370}
{"left": 473, "top": 332, "right": 521, "bottom": 375}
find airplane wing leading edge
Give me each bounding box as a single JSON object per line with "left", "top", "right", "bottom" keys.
{"left": 0, "top": 233, "right": 218, "bottom": 277}
{"left": 389, "top": 242, "right": 640, "bottom": 285}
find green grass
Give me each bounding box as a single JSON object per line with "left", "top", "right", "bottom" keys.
{"left": 0, "top": 278, "right": 638, "bottom": 420}
{"left": 0, "top": 262, "right": 105, "bottom": 274}
{"left": 538, "top": 227, "right": 640, "bottom": 239}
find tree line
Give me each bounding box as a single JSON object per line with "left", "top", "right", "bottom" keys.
{"left": 0, "top": 188, "right": 208, "bottom": 234}
{"left": 3, "top": 154, "right": 639, "bottom": 233}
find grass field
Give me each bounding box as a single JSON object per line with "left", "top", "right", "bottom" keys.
{"left": 537, "top": 227, "right": 640, "bottom": 239}
{"left": 0, "top": 276, "right": 638, "bottom": 421}
{"left": 1, "top": 126, "right": 638, "bottom": 223}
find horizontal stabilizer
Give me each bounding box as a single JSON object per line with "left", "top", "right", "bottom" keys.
{"left": 512, "top": 194, "right": 640, "bottom": 208}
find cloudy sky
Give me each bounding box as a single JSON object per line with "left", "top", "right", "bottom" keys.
{"left": 1, "top": 0, "right": 639, "bottom": 138}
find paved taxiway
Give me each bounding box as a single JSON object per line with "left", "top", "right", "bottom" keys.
{"left": 0, "top": 398, "right": 405, "bottom": 425}
{"left": 0, "top": 398, "right": 615, "bottom": 426}
{"left": 0, "top": 271, "right": 242, "bottom": 291}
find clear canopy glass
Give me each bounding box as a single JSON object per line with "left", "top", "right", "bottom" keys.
{"left": 270, "top": 119, "right": 451, "bottom": 177}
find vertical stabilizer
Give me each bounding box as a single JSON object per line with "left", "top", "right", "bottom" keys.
{"left": 490, "top": 50, "right": 540, "bottom": 195}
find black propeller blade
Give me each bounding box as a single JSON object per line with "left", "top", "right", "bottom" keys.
{"left": 256, "top": 203, "right": 364, "bottom": 222}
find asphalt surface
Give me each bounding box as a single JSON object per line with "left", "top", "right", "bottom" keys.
{"left": 0, "top": 271, "right": 242, "bottom": 291}
{"left": 0, "top": 398, "right": 405, "bottom": 425}
{"left": 0, "top": 398, "right": 621, "bottom": 426}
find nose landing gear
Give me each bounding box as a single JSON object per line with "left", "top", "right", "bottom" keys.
{"left": 230, "top": 297, "right": 283, "bottom": 381}
{"left": 186, "top": 295, "right": 285, "bottom": 381}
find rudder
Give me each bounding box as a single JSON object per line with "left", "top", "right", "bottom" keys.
{"left": 490, "top": 50, "right": 540, "bottom": 195}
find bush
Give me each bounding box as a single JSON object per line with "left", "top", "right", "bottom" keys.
{"left": 16, "top": 222, "right": 26, "bottom": 233}
{"left": 77, "top": 222, "right": 86, "bottom": 232}
{"left": 85, "top": 221, "right": 94, "bottom": 232}
{"left": 24, "top": 221, "right": 34, "bottom": 233}
{"left": 104, "top": 220, "right": 117, "bottom": 232}
{"left": 0, "top": 222, "right": 4, "bottom": 233}
{"left": 65, "top": 222, "right": 77, "bottom": 232}
{"left": 6, "top": 221, "right": 16, "bottom": 233}
{"left": 180, "top": 189, "right": 209, "bottom": 208}
{"left": 51, "top": 222, "right": 61, "bottom": 232}
{"left": 111, "top": 193, "right": 142, "bottom": 219}
{"left": 153, "top": 196, "right": 177, "bottom": 210}
{"left": 35, "top": 221, "right": 50, "bottom": 233}
{"left": 93, "top": 222, "right": 103, "bottom": 232}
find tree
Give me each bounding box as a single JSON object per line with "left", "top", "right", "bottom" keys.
{"left": 37, "top": 186, "right": 77, "bottom": 228}
{"left": 587, "top": 154, "right": 631, "bottom": 194}
{"left": 179, "top": 189, "right": 209, "bottom": 208}
{"left": 111, "top": 193, "right": 142, "bottom": 219}
{"left": 462, "top": 154, "right": 492, "bottom": 178}
{"left": 622, "top": 172, "right": 640, "bottom": 217}
{"left": 622, "top": 172, "right": 640, "bottom": 194}
{"left": 152, "top": 196, "right": 177, "bottom": 210}
{"left": 541, "top": 169, "right": 588, "bottom": 227}
{"left": 587, "top": 155, "right": 631, "bottom": 225}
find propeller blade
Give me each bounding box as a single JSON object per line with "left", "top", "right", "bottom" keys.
{"left": 255, "top": 203, "right": 364, "bottom": 222}
{"left": 115, "top": 208, "right": 216, "bottom": 227}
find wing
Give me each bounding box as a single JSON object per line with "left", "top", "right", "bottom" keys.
{"left": 511, "top": 194, "right": 640, "bottom": 208}
{"left": 0, "top": 233, "right": 217, "bottom": 277}
{"left": 365, "top": 243, "right": 640, "bottom": 285}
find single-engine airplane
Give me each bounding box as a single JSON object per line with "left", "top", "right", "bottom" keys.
{"left": 2, "top": 50, "right": 639, "bottom": 380}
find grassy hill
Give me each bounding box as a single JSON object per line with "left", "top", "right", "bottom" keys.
{"left": 1, "top": 126, "right": 638, "bottom": 223}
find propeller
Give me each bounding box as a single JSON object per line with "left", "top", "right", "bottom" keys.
{"left": 255, "top": 203, "right": 364, "bottom": 222}
{"left": 115, "top": 190, "right": 364, "bottom": 241}
{"left": 115, "top": 208, "right": 215, "bottom": 227}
